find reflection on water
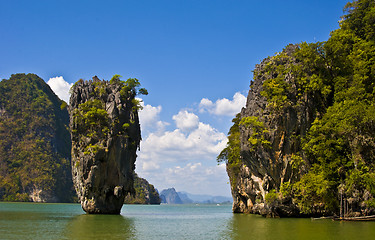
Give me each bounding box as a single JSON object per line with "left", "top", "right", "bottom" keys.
{"left": 228, "top": 213, "right": 375, "bottom": 240}
{"left": 65, "top": 214, "right": 135, "bottom": 240}
{"left": 0, "top": 202, "right": 80, "bottom": 240}
{"left": 121, "top": 204, "right": 234, "bottom": 240}
{"left": 1, "top": 203, "right": 375, "bottom": 240}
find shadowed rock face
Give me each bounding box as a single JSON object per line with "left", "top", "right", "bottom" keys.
{"left": 69, "top": 77, "right": 141, "bottom": 214}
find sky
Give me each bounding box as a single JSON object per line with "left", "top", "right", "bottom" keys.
{"left": 0, "top": 0, "right": 349, "bottom": 197}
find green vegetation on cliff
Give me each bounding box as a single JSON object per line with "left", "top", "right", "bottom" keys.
{"left": 0, "top": 74, "right": 74, "bottom": 202}
{"left": 288, "top": 0, "right": 375, "bottom": 215}
{"left": 218, "top": 113, "right": 242, "bottom": 189}
{"left": 240, "top": 116, "right": 270, "bottom": 150}
{"left": 223, "top": 0, "right": 375, "bottom": 216}
{"left": 124, "top": 173, "right": 161, "bottom": 204}
{"left": 70, "top": 75, "right": 148, "bottom": 213}
{"left": 71, "top": 76, "right": 148, "bottom": 159}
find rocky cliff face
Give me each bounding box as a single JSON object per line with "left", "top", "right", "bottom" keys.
{"left": 226, "top": 1, "right": 375, "bottom": 218}
{"left": 228, "top": 45, "right": 330, "bottom": 217}
{"left": 69, "top": 76, "right": 142, "bottom": 214}
{"left": 228, "top": 27, "right": 375, "bottom": 217}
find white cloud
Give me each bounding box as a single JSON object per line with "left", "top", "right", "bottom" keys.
{"left": 138, "top": 100, "right": 169, "bottom": 134}
{"left": 137, "top": 119, "right": 228, "bottom": 195}
{"left": 199, "top": 98, "right": 214, "bottom": 109}
{"left": 172, "top": 110, "right": 199, "bottom": 132}
{"left": 138, "top": 102, "right": 159, "bottom": 124}
{"left": 141, "top": 161, "right": 160, "bottom": 171}
{"left": 47, "top": 76, "right": 72, "bottom": 103}
{"left": 139, "top": 101, "right": 161, "bottom": 126}
{"left": 136, "top": 99, "right": 232, "bottom": 196}
{"left": 199, "top": 92, "right": 246, "bottom": 116}
{"left": 138, "top": 122, "right": 227, "bottom": 166}
{"left": 137, "top": 162, "right": 231, "bottom": 196}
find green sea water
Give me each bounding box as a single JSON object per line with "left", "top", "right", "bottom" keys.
{"left": 1, "top": 202, "right": 375, "bottom": 240}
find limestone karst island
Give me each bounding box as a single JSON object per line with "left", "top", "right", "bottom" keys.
{"left": 69, "top": 76, "right": 146, "bottom": 214}
{"left": 219, "top": 1, "right": 375, "bottom": 218}
{"left": 0, "top": 0, "right": 375, "bottom": 221}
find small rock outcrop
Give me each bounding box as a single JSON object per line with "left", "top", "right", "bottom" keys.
{"left": 124, "top": 173, "right": 161, "bottom": 204}
{"left": 69, "top": 76, "right": 144, "bottom": 214}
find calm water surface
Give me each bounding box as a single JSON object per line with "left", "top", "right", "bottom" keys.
{"left": 1, "top": 202, "right": 375, "bottom": 239}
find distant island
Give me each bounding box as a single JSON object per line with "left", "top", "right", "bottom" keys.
{"left": 124, "top": 173, "right": 161, "bottom": 205}
{"left": 159, "top": 188, "right": 232, "bottom": 204}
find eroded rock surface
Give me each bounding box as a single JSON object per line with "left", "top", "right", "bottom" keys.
{"left": 69, "top": 76, "right": 141, "bottom": 214}
{"left": 229, "top": 45, "right": 323, "bottom": 217}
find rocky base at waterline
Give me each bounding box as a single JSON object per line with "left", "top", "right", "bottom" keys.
{"left": 69, "top": 76, "right": 144, "bottom": 214}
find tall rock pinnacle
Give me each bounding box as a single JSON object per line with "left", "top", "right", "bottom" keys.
{"left": 69, "top": 76, "right": 146, "bottom": 214}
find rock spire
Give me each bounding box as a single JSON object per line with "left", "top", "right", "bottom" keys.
{"left": 69, "top": 76, "right": 142, "bottom": 214}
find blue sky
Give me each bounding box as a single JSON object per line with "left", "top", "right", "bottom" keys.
{"left": 1, "top": 0, "right": 348, "bottom": 196}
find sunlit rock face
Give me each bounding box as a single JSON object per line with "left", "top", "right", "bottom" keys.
{"left": 69, "top": 76, "right": 141, "bottom": 214}
{"left": 229, "top": 45, "right": 321, "bottom": 217}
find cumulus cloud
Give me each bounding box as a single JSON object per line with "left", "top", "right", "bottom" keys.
{"left": 47, "top": 76, "right": 72, "bottom": 103}
{"left": 199, "top": 92, "right": 246, "bottom": 116}
{"left": 139, "top": 101, "right": 162, "bottom": 126}
{"left": 137, "top": 162, "right": 231, "bottom": 196}
{"left": 172, "top": 110, "right": 199, "bottom": 132}
{"left": 136, "top": 118, "right": 228, "bottom": 195}
{"left": 138, "top": 100, "right": 169, "bottom": 134}
{"left": 138, "top": 122, "right": 227, "bottom": 166}
{"left": 141, "top": 161, "right": 160, "bottom": 171}
{"left": 135, "top": 99, "right": 231, "bottom": 196}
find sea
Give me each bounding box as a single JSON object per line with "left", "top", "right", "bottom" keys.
{"left": 1, "top": 202, "right": 375, "bottom": 240}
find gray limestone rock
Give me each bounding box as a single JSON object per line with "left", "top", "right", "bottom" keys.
{"left": 160, "top": 188, "right": 183, "bottom": 204}
{"left": 229, "top": 45, "right": 324, "bottom": 217}
{"left": 69, "top": 77, "right": 141, "bottom": 214}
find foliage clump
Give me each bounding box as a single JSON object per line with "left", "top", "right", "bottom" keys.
{"left": 217, "top": 113, "right": 243, "bottom": 189}
{"left": 110, "top": 75, "right": 148, "bottom": 112}
{"left": 72, "top": 99, "right": 110, "bottom": 139}
{"left": 240, "top": 116, "right": 270, "bottom": 150}
{"left": 260, "top": 42, "right": 333, "bottom": 115}
{"left": 71, "top": 75, "right": 148, "bottom": 149}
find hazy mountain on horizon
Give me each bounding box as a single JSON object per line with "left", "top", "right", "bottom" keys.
{"left": 179, "top": 191, "right": 232, "bottom": 204}
{"left": 159, "top": 188, "right": 232, "bottom": 204}
{"left": 159, "top": 188, "right": 183, "bottom": 204}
